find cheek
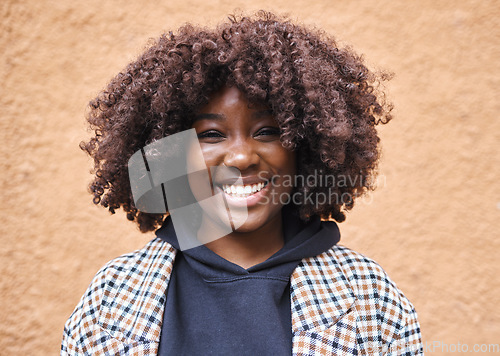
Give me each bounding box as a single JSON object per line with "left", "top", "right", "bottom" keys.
{"left": 186, "top": 141, "right": 214, "bottom": 200}
{"left": 268, "top": 147, "right": 297, "bottom": 193}
{"left": 186, "top": 141, "right": 207, "bottom": 172}
{"left": 198, "top": 145, "right": 219, "bottom": 168}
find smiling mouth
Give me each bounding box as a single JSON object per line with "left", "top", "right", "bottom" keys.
{"left": 221, "top": 182, "right": 268, "bottom": 198}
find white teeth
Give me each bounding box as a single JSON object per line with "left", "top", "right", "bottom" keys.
{"left": 221, "top": 182, "right": 267, "bottom": 198}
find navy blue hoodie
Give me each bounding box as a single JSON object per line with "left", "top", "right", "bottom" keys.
{"left": 157, "top": 207, "right": 340, "bottom": 355}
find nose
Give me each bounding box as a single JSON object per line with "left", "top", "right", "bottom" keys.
{"left": 223, "top": 139, "right": 260, "bottom": 171}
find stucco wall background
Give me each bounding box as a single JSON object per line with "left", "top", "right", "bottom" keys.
{"left": 1, "top": 0, "right": 499, "bottom": 354}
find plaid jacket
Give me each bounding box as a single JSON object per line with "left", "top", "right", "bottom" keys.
{"left": 62, "top": 238, "right": 423, "bottom": 355}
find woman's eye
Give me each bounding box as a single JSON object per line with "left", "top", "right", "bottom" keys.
{"left": 197, "top": 130, "right": 224, "bottom": 141}
{"left": 255, "top": 127, "right": 281, "bottom": 138}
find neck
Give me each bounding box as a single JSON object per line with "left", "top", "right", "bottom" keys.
{"left": 202, "top": 213, "right": 284, "bottom": 269}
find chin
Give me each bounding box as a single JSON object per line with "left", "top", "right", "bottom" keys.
{"left": 229, "top": 210, "right": 277, "bottom": 234}
{"left": 231, "top": 222, "right": 261, "bottom": 233}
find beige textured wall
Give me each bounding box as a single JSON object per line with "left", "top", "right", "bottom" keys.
{"left": 1, "top": 0, "right": 499, "bottom": 354}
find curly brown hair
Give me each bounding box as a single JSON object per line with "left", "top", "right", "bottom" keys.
{"left": 81, "top": 11, "right": 392, "bottom": 232}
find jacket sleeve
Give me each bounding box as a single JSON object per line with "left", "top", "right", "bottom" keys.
{"left": 385, "top": 308, "right": 424, "bottom": 355}
{"left": 331, "top": 245, "right": 424, "bottom": 355}
{"left": 61, "top": 265, "right": 108, "bottom": 355}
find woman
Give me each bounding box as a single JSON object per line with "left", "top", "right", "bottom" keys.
{"left": 62, "top": 12, "right": 422, "bottom": 355}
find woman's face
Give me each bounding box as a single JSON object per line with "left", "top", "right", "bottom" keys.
{"left": 190, "top": 85, "right": 296, "bottom": 234}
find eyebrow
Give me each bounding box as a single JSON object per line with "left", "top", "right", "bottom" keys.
{"left": 194, "top": 113, "right": 224, "bottom": 121}
{"left": 193, "top": 110, "right": 273, "bottom": 122}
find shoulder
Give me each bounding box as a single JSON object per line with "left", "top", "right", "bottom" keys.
{"left": 73, "top": 237, "right": 176, "bottom": 300}
{"left": 61, "top": 238, "right": 176, "bottom": 355}
{"left": 92, "top": 237, "right": 175, "bottom": 280}
{"left": 326, "top": 244, "right": 416, "bottom": 313}
{"left": 303, "top": 245, "right": 423, "bottom": 354}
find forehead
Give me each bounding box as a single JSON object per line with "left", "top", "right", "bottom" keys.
{"left": 197, "top": 86, "right": 269, "bottom": 114}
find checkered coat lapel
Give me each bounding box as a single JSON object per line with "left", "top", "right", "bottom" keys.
{"left": 62, "top": 239, "right": 422, "bottom": 355}
{"left": 290, "top": 248, "right": 357, "bottom": 355}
